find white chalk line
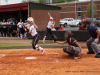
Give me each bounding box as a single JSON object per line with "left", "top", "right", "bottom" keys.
{"left": 0, "top": 53, "right": 58, "bottom": 56}
{"left": 0, "top": 54, "right": 6, "bottom": 58}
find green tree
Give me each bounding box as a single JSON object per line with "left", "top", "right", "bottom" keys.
{"left": 86, "top": 3, "right": 97, "bottom": 17}
{"left": 53, "top": 0, "right": 78, "bottom": 3}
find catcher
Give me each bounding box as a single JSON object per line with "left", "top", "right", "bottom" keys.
{"left": 56, "top": 31, "right": 83, "bottom": 59}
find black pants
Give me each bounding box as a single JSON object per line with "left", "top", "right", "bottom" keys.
{"left": 20, "top": 28, "right": 25, "bottom": 34}
{"left": 2, "top": 28, "right": 7, "bottom": 33}
{"left": 9, "top": 27, "right": 13, "bottom": 33}
{"left": 0, "top": 27, "right": 3, "bottom": 32}
{"left": 32, "top": 34, "right": 40, "bottom": 49}
{"left": 45, "top": 28, "right": 53, "bottom": 36}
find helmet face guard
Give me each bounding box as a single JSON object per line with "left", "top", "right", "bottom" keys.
{"left": 65, "top": 31, "right": 73, "bottom": 39}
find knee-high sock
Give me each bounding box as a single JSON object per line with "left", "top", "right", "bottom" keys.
{"left": 6, "top": 33, "right": 7, "bottom": 37}
{"left": 20, "top": 34, "right": 23, "bottom": 38}
{"left": 24, "top": 33, "right": 26, "bottom": 38}
{"left": 10, "top": 33, "right": 12, "bottom": 37}
{"left": 43, "top": 36, "right": 46, "bottom": 41}
{"left": 35, "top": 45, "right": 44, "bottom": 52}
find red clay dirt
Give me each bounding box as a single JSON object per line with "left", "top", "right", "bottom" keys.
{"left": 0, "top": 48, "right": 100, "bottom": 75}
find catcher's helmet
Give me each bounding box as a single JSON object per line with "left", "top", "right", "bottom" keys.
{"left": 27, "top": 17, "right": 34, "bottom": 23}
{"left": 65, "top": 31, "right": 73, "bottom": 38}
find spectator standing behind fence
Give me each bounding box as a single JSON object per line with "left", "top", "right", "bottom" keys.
{"left": 17, "top": 19, "right": 24, "bottom": 39}
{"left": 7, "top": 19, "right": 12, "bottom": 37}
{"left": 81, "top": 15, "right": 88, "bottom": 24}
{"left": 59, "top": 25, "right": 64, "bottom": 31}
{"left": 9, "top": 16, "right": 15, "bottom": 24}
{"left": 51, "top": 26, "right": 56, "bottom": 31}
{"left": 0, "top": 20, "right": 2, "bottom": 36}
{"left": 1, "top": 19, "right": 7, "bottom": 37}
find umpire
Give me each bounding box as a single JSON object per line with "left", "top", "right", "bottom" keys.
{"left": 86, "top": 21, "right": 100, "bottom": 58}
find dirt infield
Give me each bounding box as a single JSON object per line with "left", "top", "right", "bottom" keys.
{"left": 0, "top": 48, "right": 100, "bottom": 75}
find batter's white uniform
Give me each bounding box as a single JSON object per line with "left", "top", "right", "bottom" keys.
{"left": 29, "top": 25, "right": 37, "bottom": 37}
{"left": 47, "top": 21, "right": 54, "bottom": 29}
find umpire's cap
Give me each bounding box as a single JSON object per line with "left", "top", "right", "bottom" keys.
{"left": 85, "top": 21, "right": 90, "bottom": 25}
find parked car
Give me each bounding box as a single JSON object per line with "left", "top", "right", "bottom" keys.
{"left": 60, "top": 18, "right": 74, "bottom": 27}
{"left": 70, "top": 19, "right": 81, "bottom": 27}
{"left": 95, "top": 18, "right": 100, "bottom": 27}
{"left": 87, "top": 18, "right": 96, "bottom": 25}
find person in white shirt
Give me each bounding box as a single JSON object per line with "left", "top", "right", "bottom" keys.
{"left": 17, "top": 19, "right": 24, "bottom": 39}
{"left": 0, "top": 20, "right": 2, "bottom": 36}
{"left": 7, "top": 19, "right": 12, "bottom": 37}
{"left": 1, "top": 19, "right": 7, "bottom": 37}
{"left": 27, "top": 17, "right": 45, "bottom": 54}
{"left": 43, "top": 17, "right": 55, "bottom": 43}
{"left": 51, "top": 26, "right": 56, "bottom": 31}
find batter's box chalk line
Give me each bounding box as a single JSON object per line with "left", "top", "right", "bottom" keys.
{"left": 0, "top": 54, "right": 6, "bottom": 58}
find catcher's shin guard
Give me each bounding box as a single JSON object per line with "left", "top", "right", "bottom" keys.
{"left": 68, "top": 46, "right": 79, "bottom": 57}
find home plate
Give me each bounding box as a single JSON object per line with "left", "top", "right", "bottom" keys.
{"left": 25, "top": 57, "right": 37, "bottom": 59}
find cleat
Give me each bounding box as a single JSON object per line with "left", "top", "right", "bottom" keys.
{"left": 41, "top": 49, "right": 46, "bottom": 54}
{"left": 74, "top": 56, "right": 80, "bottom": 59}
{"left": 43, "top": 41, "right": 45, "bottom": 43}
{"left": 87, "top": 51, "right": 95, "bottom": 54}
{"left": 95, "top": 53, "right": 100, "bottom": 58}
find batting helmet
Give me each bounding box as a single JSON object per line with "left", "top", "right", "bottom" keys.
{"left": 65, "top": 31, "right": 73, "bottom": 38}
{"left": 27, "top": 17, "right": 34, "bottom": 23}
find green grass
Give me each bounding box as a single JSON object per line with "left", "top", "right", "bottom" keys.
{"left": 0, "top": 42, "right": 57, "bottom": 47}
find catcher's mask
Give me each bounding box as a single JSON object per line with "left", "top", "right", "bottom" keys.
{"left": 65, "top": 31, "right": 73, "bottom": 39}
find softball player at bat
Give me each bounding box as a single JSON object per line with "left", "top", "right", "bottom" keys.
{"left": 43, "top": 17, "right": 55, "bottom": 43}
{"left": 27, "top": 17, "right": 45, "bottom": 54}
{"left": 56, "top": 31, "right": 83, "bottom": 59}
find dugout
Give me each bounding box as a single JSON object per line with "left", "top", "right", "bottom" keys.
{"left": 0, "top": 2, "right": 61, "bottom": 30}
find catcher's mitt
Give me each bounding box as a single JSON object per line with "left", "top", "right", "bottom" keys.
{"left": 52, "top": 35, "right": 57, "bottom": 42}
